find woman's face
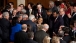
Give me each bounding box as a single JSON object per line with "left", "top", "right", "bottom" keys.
{"left": 38, "top": 18, "right": 43, "bottom": 24}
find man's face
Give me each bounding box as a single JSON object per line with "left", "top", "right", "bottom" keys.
{"left": 37, "top": 4, "right": 42, "bottom": 10}
{"left": 59, "top": 9, "right": 65, "bottom": 16}
{"left": 73, "top": 7, "right": 76, "bottom": 12}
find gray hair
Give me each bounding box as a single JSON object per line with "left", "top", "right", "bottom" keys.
{"left": 22, "top": 14, "right": 28, "bottom": 19}
{"left": 2, "top": 12, "right": 9, "bottom": 17}
{"left": 42, "top": 24, "right": 49, "bottom": 29}
{"left": 49, "top": 1, "right": 54, "bottom": 6}
{"left": 16, "top": 14, "right": 23, "bottom": 18}
{"left": 29, "top": 15, "right": 35, "bottom": 20}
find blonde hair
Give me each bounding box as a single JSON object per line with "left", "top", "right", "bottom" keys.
{"left": 43, "top": 36, "right": 51, "bottom": 43}
{"left": 51, "top": 36, "right": 60, "bottom": 43}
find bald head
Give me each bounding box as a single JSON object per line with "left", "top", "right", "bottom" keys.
{"left": 42, "top": 24, "right": 49, "bottom": 32}
{"left": 22, "top": 24, "right": 27, "bottom": 31}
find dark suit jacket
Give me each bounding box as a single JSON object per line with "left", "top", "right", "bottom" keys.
{"left": 60, "top": 39, "right": 66, "bottom": 43}
{"left": 62, "top": 15, "right": 70, "bottom": 27}
{"left": 0, "top": 18, "right": 10, "bottom": 39}
{"left": 26, "top": 9, "right": 34, "bottom": 16}
{"left": 52, "top": 16, "right": 64, "bottom": 33}
{"left": 72, "top": 12, "right": 76, "bottom": 20}
{"left": 20, "top": 20, "right": 37, "bottom": 33}
{"left": 49, "top": 6, "right": 58, "bottom": 12}
{"left": 69, "top": 29, "right": 76, "bottom": 40}
{"left": 14, "top": 31, "right": 28, "bottom": 43}
{"left": 63, "top": 35, "right": 71, "bottom": 43}
{"left": 34, "top": 30, "right": 48, "bottom": 43}
{"left": 26, "top": 39, "right": 38, "bottom": 43}
{"left": 34, "top": 9, "right": 47, "bottom": 23}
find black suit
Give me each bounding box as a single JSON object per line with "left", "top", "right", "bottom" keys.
{"left": 26, "top": 9, "right": 34, "bottom": 16}
{"left": 26, "top": 39, "right": 38, "bottom": 43}
{"left": 52, "top": 16, "right": 64, "bottom": 33}
{"left": 69, "top": 29, "right": 76, "bottom": 40}
{"left": 14, "top": 31, "right": 28, "bottom": 43}
{"left": 0, "top": 18, "right": 10, "bottom": 43}
{"left": 60, "top": 39, "right": 66, "bottom": 43}
{"left": 62, "top": 15, "right": 70, "bottom": 27}
{"left": 34, "top": 30, "right": 48, "bottom": 43}
{"left": 20, "top": 20, "right": 37, "bottom": 33}
{"left": 72, "top": 12, "right": 76, "bottom": 20}
{"left": 63, "top": 35, "right": 71, "bottom": 43}
{"left": 34, "top": 9, "right": 47, "bottom": 23}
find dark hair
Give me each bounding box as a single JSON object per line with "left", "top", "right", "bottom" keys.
{"left": 19, "top": 4, "right": 24, "bottom": 7}
{"left": 8, "top": 2, "right": 14, "bottom": 5}
{"left": 27, "top": 32, "right": 34, "bottom": 38}
{"left": 12, "top": 17, "right": 18, "bottom": 26}
{"left": 58, "top": 30, "right": 64, "bottom": 37}
{"left": 5, "top": 5, "right": 11, "bottom": 9}
{"left": 53, "top": 10, "right": 59, "bottom": 14}
{"left": 62, "top": 27, "right": 70, "bottom": 34}
{"left": 28, "top": 2, "right": 33, "bottom": 8}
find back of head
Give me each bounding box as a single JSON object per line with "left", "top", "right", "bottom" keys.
{"left": 43, "top": 36, "right": 51, "bottom": 43}
{"left": 58, "top": 30, "right": 64, "bottom": 37}
{"left": 22, "top": 24, "right": 27, "bottom": 31}
{"left": 42, "top": 24, "right": 49, "bottom": 32}
{"left": 51, "top": 36, "right": 60, "bottom": 43}
{"left": 22, "top": 14, "right": 28, "bottom": 20}
{"left": 2, "top": 12, "right": 9, "bottom": 19}
{"left": 62, "top": 27, "right": 70, "bottom": 34}
{"left": 12, "top": 17, "right": 18, "bottom": 26}
{"left": 27, "top": 31, "right": 34, "bottom": 39}
{"left": 29, "top": 15, "right": 35, "bottom": 22}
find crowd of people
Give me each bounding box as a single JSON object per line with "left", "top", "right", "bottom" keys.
{"left": 0, "top": 0, "right": 76, "bottom": 43}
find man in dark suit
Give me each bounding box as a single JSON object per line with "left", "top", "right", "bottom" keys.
{"left": 14, "top": 24, "right": 28, "bottom": 43}
{"left": 59, "top": 8, "right": 70, "bottom": 27}
{"left": 26, "top": 3, "right": 34, "bottom": 16}
{"left": 21, "top": 15, "right": 37, "bottom": 33}
{"left": 26, "top": 32, "right": 38, "bottom": 43}
{"left": 34, "top": 3, "right": 47, "bottom": 23}
{"left": 63, "top": 27, "right": 71, "bottom": 43}
{"left": 58, "top": 30, "right": 66, "bottom": 43}
{"left": 52, "top": 11, "right": 64, "bottom": 34}
{"left": 49, "top": 1, "right": 58, "bottom": 13}
{"left": 0, "top": 12, "right": 10, "bottom": 43}
{"left": 34, "top": 24, "right": 49, "bottom": 43}
{"left": 72, "top": 5, "right": 76, "bottom": 20}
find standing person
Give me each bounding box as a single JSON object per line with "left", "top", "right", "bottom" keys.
{"left": 59, "top": 8, "right": 70, "bottom": 27}
{"left": 72, "top": 4, "right": 76, "bottom": 20}
{"left": 49, "top": 1, "right": 58, "bottom": 12}
{"left": 14, "top": 24, "right": 28, "bottom": 43}
{"left": 52, "top": 11, "right": 64, "bottom": 34}
{"left": 57, "top": 30, "right": 66, "bottom": 43}
{"left": 10, "top": 17, "right": 22, "bottom": 43}
{"left": 26, "top": 3, "right": 34, "bottom": 16}
{"left": 26, "top": 32, "right": 38, "bottom": 43}
{"left": 34, "top": 24, "right": 49, "bottom": 43}
{"left": 0, "top": 12, "right": 10, "bottom": 43}
{"left": 21, "top": 15, "right": 37, "bottom": 33}
{"left": 34, "top": 3, "right": 47, "bottom": 23}
{"left": 8, "top": 2, "right": 14, "bottom": 14}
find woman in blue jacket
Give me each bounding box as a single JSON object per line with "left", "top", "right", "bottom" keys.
{"left": 10, "top": 17, "right": 22, "bottom": 42}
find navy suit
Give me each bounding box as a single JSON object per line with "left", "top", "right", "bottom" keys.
{"left": 20, "top": 20, "right": 37, "bottom": 33}
{"left": 52, "top": 16, "right": 64, "bottom": 33}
